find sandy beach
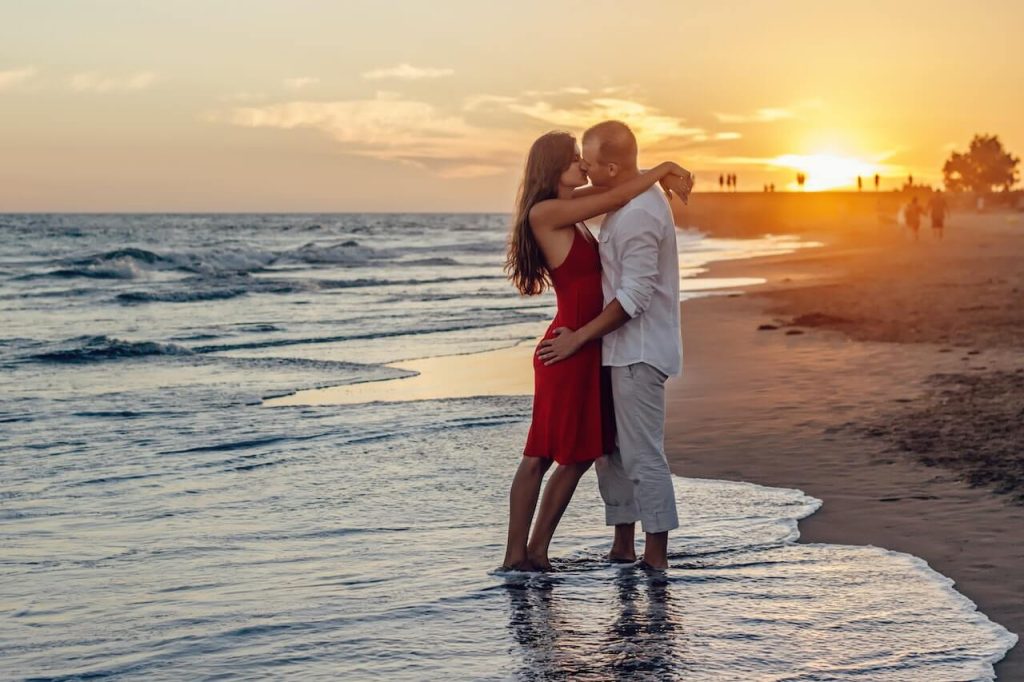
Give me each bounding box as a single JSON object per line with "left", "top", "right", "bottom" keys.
{"left": 255, "top": 195, "right": 1023, "bottom": 676}
{"left": 670, "top": 196, "right": 1024, "bottom": 677}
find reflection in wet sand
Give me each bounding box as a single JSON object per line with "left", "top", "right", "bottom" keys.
{"left": 264, "top": 341, "right": 537, "bottom": 406}
{"left": 504, "top": 567, "right": 684, "bottom": 680}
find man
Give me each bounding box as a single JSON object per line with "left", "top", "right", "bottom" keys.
{"left": 538, "top": 120, "right": 686, "bottom": 570}
{"left": 905, "top": 196, "right": 922, "bottom": 241}
{"left": 928, "top": 190, "right": 948, "bottom": 240}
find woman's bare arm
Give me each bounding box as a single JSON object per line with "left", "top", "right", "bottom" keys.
{"left": 529, "top": 162, "right": 689, "bottom": 233}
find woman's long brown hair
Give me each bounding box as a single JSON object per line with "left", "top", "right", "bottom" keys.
{"left": 504, "top": 131, "right": 576, "bottom": 296}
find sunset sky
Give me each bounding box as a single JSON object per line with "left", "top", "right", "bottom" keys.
{"left": 2, "top": 0, "right": 1022, "bottom": 211}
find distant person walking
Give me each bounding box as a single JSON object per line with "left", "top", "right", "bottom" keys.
{"left": 874, "top": 173, "right": 880, "bottom": 191}
{"left": 905, "top": 196, "right": 923, "bottom": 241}
{"left": 719, "top": 174, "right": 724, "bottom": 191}
{"left": 929, "top": 190, "right": 948, "bottom": 240}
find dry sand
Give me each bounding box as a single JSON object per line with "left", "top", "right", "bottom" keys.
{"left": 669, "top": 202, "right": 1024, "bottom": 677}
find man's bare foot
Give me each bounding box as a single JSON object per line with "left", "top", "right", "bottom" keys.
{"left": 607, "top": 551, "right": 637, "bottom": 564}
{"left": 638, "top": 557, "right": 668, "bottom": 571}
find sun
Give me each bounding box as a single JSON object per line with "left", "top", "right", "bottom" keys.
{"left": 771, "top": 153, "right": 882, "bottom": 191}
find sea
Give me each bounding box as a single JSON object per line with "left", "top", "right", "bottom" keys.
{"left": 0, "top": 213, "right": 1016, "bottom": 680}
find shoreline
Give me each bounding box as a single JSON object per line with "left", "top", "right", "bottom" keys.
{"left": 261, "top": 212, "right": 1022, "bottom": 674}
{"left": 263, "top": 231, "right": 820, "bottom": 408}
{"left": 670, "top": 212, "right": 1023, "bottom": 677}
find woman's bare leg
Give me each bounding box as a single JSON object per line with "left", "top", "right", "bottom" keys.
{"left": 503, "top": 456, "right": 552, "bottom": 570}
{"left": 527, "top": 461, "right": 593, "bottom": 569}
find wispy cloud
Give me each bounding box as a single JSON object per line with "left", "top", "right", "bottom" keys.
{"left": 462, "top": 93, "right": 519, "bottom": 112}
{"left": 462, "top": 89, "right": 717, "bottom": 148}
{"left": 506, "top": 97, "right": 706, "bottom": 145}
{"left": 715, "top": 108, "right": 796, "bottom": 124}
{"left": 214, "top": 92, "right": 521, "bottom": 177}
{"left": 220, "top": 91, "right": 269, "bottom": 103}
{"left": 0, "top": 67, "right": 37, "bottom": 91}
{"left": 284, "top": 76, "right": 319, "bottom": 90}
{"left": 214, "top": 86, "right": 739, "bottom": 178}
{"left": 436, "top": 164, "right": 509, "bottom": 179}
{"left": 522, "top": 86, "right": 590, "bottom": 97}
{"left": 362, "top": 63, "right": 454, "bottom": 80}
{"left": 71, "top": 71, "right": 157, "bottom": 93}
{"left": 715, "top": 100, "right": 823, "bottom": 124}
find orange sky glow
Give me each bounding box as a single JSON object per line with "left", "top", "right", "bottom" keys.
{"left": 1, "top": 1, "right": 1021, "bottom": 211}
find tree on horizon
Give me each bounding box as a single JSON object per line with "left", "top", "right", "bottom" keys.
{"left": 942, "top": 134, "right": 1020, "bottom": 193}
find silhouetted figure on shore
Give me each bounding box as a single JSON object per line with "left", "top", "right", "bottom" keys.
{"left": 769, "top": 183, "right": 775, "bottom": 192}
{"left": 763, "top": 183, "right": 769, "bottom": 192}
{"left": 905, "top": 196, "right": 922, "bottom": 241}
{"left": 796, "top": 172, "right": 806, "bottom": 190}
{"left": 929, "top": 190, "right": 948, "bottom": 239}
{"left": 874, "top": 173, "right": 880, "bottom": 191}
{"left": 908, "top": 174, "right": 914, "bottom": 187}
{"left": 719, "top": 174, "right": 724, "bottom": 191}
{"left": 857, "top": 176, "right": 863, "bottom": 191}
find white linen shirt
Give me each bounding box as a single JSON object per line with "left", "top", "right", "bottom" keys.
{"left": 598, "top": 185, "right": 683, "bottom": 377}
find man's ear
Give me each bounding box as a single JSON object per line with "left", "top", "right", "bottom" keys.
{"left": 607, "top": 162, "right": 619, "bottom": 178}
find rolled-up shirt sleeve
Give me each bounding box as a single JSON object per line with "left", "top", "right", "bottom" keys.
{"left": 613, "top": 207, "right": 662, "bottom": 318}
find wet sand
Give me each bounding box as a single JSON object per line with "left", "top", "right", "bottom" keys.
{"left": 266, "top": 198, "right": 1023, "bottom": 675}
{"left": 669, "top": 208, "right": 1024, "bottom": 677}
{"left": 264, "top": 343, "right": 536, "bottom": 406}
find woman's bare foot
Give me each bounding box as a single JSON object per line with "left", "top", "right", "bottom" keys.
{"left": 527, "top": 553, "right": 553, "bottom": 571}
{"left": 500, "top": 558, "right": 537, "bottom": 572}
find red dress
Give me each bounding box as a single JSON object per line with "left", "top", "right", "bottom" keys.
{"left": 523, "top": 226, "right": 616, "bottom": 464}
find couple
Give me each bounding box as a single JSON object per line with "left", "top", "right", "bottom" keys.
{"left": 502, "top": 120, "right": 691, "bottom": 572}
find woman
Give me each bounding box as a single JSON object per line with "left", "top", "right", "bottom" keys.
{"left": 502, "top": 131, "right": 689, "bottom": 571}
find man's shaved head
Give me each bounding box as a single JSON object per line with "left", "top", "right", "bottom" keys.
{"left": 581, "top": 120, "right": 638, "bottom": 168}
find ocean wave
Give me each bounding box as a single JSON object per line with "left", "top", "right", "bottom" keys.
{"left": 192, "top": 313, "right": 546, "bottom": 353}
{"left": 71, "top": 247, "right": 174, "bottom": 267}
{"left": 317, "top": 274, "right": 504, "bottom": 289}
{"left": 401, "top": 257, "right": 461, "bottom": 267}
{"left": 25, "top": 240, "right": 388, "bottom": 282}
{"left": 49, "top": 260, "right": 143, "bottom": 279}
{"left": 115, "top": 275, "right": 313, "bottom": 304}
{"left": 9, "top": 236, "right": 496, "bottom": 288}
{"left": 112, "top": 273, "right": 506, "bottom": 305}
{"left": 116, "top": 288, "right": 251, "bottom": 304}
{"left": 277, "top": 240, "right": 380, "bottom": 266}
{"left": 27, "top": 335, "right": 194, "bottom": 363}
{"left": 451, "top": 240, "right": 506, "bottom": 254}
